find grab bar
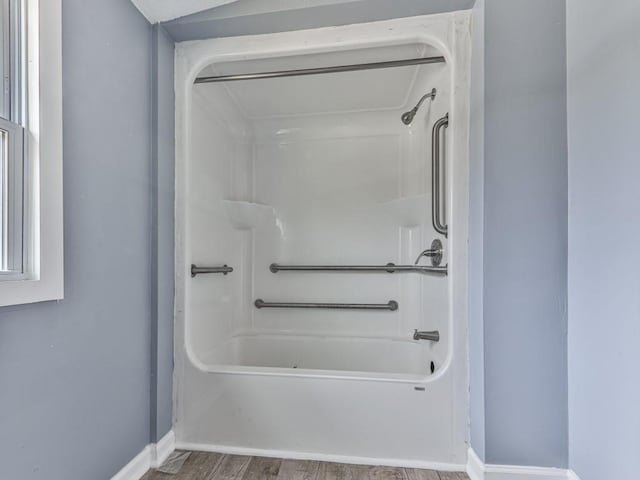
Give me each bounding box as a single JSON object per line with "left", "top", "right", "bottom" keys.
{"left": 270, "top": 263, "right": 447, "bottom": 275}
{"left": 432, "top": 113, "right": 449, "bottom": 237}
{"left": 191, "top": 264, "right": 233, "bottom": 277}
{"left": 254, "top": 299, "right": 399, "bottom": 311}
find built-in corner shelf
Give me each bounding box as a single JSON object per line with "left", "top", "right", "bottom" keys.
{"left": 223, "top": 200, "right": 276, "bottom": 230}
{"left": 379, "top": 194, "right": 429, "bottom": 227}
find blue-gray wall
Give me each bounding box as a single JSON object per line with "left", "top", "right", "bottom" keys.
{"left": 163, "top": 0, "right": 475, "bottom": 40}
{"left": 0, "top": 1, "right": 162, "bottom": 478}
{"left": 469, "top": 0, "right": 568, "bottom": 468}
{"left": 482, "top": 0, "right": 568, "bottom": 467}
{"left": 567, "top": 1, "right": 640, "bottom": 479}
{"left": 150, "top": 24, "right": 175, "bottom": 443}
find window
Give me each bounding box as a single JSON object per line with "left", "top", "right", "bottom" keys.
{"left": 0, "top": 0, "right": 63, "bottom": 307}
{"left": 0, "top": 0, "right": 25, "bottom": 278}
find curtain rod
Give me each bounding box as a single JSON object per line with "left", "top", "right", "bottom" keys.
{"left": 194, "top": 56, "right": 446, "bottom": 84}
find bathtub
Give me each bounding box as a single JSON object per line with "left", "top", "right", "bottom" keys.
{"left": 195, "top": 332, "right": 437, "bottom": 381}
{"left": 174, "top": 11, "right": 471, "bottom": 469}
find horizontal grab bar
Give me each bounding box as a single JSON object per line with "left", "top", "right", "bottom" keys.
{"left": 191, "top": 264, "right": 234, "bottom": 277}
{"left": 254, "top": 299, "right": 399, "bottom": 311}
{"left": 269, "top": 263, "right": 447, "bottom": 275}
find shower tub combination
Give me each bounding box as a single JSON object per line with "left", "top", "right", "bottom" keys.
{"left": 174, "top": 12, "right": 471, "bottom": 469}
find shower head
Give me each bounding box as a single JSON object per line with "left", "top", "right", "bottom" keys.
{"left": 401, "top": 88, "right": 437, "bottom": 125}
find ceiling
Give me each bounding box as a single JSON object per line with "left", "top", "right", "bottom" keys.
{"left": 130, "top": 0, "right": 421, "bottom": 25}
{"left": 130, "top": 0, "right": 239, "bottom": 23}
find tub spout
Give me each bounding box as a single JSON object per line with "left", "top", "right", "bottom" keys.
{"left": 413, "top": 330, "right": 440, "bottom": 342}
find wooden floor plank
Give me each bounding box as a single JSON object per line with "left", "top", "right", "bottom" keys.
{"left": 317, "top": 462, "right": 357, "bottom": 480}
{"left": 436, "top": 472, "right": 468, "bottom": 480}
{"left": 181, "top": 452, "right": 225, "bottom": 480}
{"left": 354, "top": 465, "right": 408, "bottom": 480}
{"left": 141, "top": 470, "right": 170, "bottom": 480}
{"left": 141, "top": 451, "right": 223, "bottom": 480}
{"left": 404, "top": 467, "right": 441, "bottom": 480}
{"left": 142, "top": 452, "right": 468, "bottom": 480}
{"left": 212, "top": 455, "right": 252, "bottom": 480}
{"left": 318, "top": 463, "right": 408, "bottom": 480}
{"left": 276, "top": 459, "right": 320, "bottom": 480}
{"left": 241, "top": 456, "right": 282, "bottom": 479}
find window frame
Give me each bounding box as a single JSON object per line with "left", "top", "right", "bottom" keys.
{"left": 0, "top": 0, "right": 63, "bottom": 307}
{"left": 0, "top": 116, "right": 24, "bottom": 276}
{"left": 0, "top": 0, "right": 25, "bottom": 278}
{"left": 1, "top": 0, "right": 11, "bottom": 120}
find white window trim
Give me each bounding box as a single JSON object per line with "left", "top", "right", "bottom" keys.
{"left": 0, "top": 115, "right": 25, "bottom": 275}
{"left": 0, "top": 0, "right": 63, "bottom": 306}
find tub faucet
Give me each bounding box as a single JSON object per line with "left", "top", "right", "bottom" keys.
{"left": 414, "top": 239, "right": 444, "bottom": 267}
{"left": 413, "top": 330, "right": 440, "bottom": 342}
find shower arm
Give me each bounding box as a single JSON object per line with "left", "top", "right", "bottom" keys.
{"left": 401, "top": 88, "right": 437, "bottom": 125}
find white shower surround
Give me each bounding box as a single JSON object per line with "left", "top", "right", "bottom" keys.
{"left": 174, "top": 12, "right": 471, "bottom": 468}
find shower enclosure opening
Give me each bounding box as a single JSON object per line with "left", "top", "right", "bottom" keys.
{"left": 174, "top": 12, "right": 470, "bottom": 466}
{"left": 184, "top": 43, "right": 452, "bottom": 379}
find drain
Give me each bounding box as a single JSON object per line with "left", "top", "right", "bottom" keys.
{"left": 430, "top": 361, "right": 436, "bottom": 374}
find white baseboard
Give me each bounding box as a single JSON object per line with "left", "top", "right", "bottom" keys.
{"left": 467, "top": 448, "right": 485, "bottom": 480}
{"left": 486, "top": 465, "right": 570, "bottom": 480}
{"left": 467, "top": 448, "right": 572, "bottom": 480}
{"left": 176, "top": 440, "right": 466, "bottom": 472}
{"left": 566, "top": 471, "right": 581, "bottom": 480}
{"left": 111, "top": 430, "right": 176, "bottom": 480}
{"left": 151, "top": 430, "right": 176, "bottom": 468}
{"left": 111, "top": 446, "right": 152, "bottom": 480}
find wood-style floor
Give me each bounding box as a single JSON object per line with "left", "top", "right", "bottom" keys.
{"left": 142, "top": 452, "right": 470, "bottom": 480}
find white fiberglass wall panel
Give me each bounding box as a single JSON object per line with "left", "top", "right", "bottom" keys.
{"left": 187, "top": 86, "right": 253, "bottom": 362}
{"left": 187, "top": 63, "right": 451, "bottom": 374}
{"left": 179, "top": 14, "right": 469, "bottom": 382}
{"left": 251, "top": 115, "right": 404, "bottom": 333}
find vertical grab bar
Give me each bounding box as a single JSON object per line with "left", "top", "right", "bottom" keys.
{"left": 432, "top": 113, "right": 449, "bottom": 237}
